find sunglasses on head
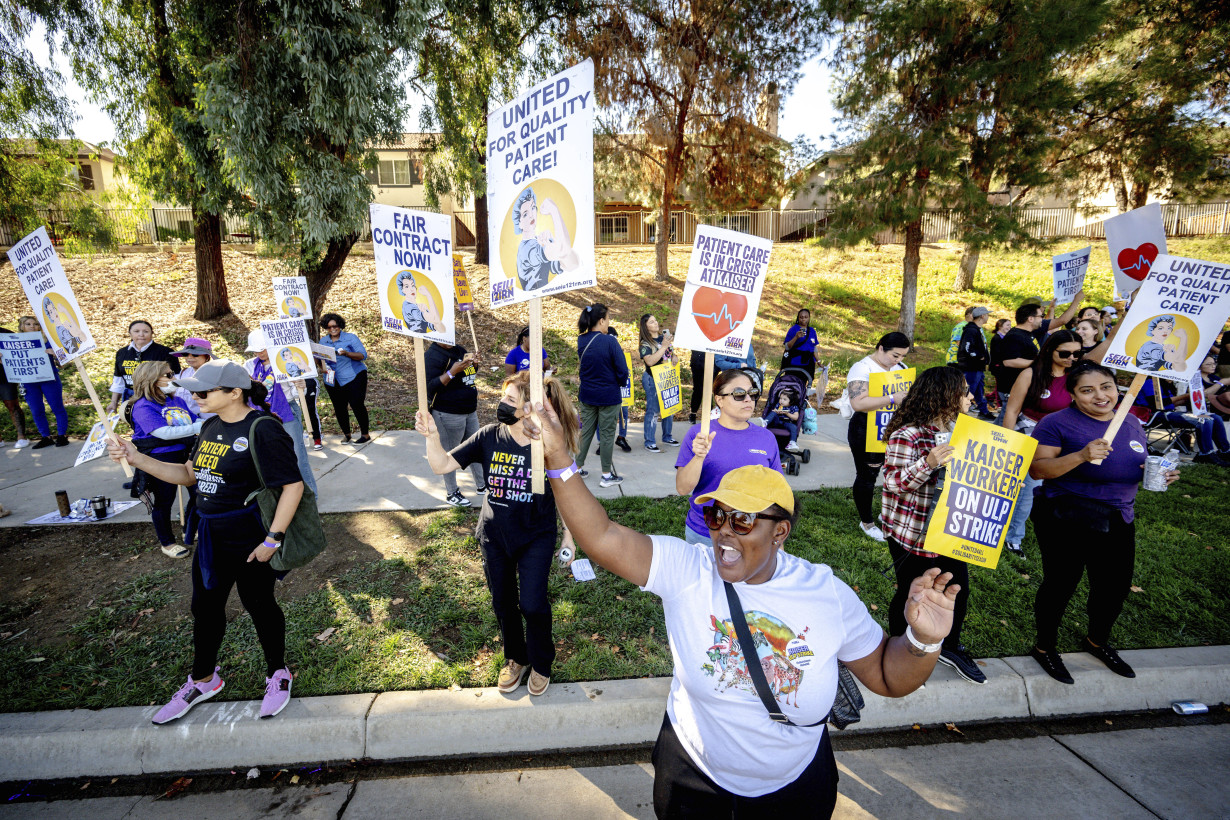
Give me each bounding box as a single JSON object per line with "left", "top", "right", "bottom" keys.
{"left": 703, "top": 505, "right": 787, "bottom": 535}
{"left": 1055, "top": 349, "right": 1079, "bottom": 359}
{"left": 719, "top": 388, "right": 760, "bottom": 402}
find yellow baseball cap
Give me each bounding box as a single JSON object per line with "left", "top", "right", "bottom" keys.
{"left": 694, "top": 465, "right": 795, "bottom": 514}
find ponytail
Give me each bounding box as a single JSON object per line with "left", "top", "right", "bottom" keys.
{"left": 578, "top": 303, "right": 609, "bottom": 334}
{"left": 242, "top": 382, "right": 283, "bottom": 423}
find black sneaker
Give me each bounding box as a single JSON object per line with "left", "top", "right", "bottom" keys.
{"left": 1029, "top": 646, "right": 1074, "bottom": 684}
{"left": 476, "top": 485, "right": 489, "bottom": 495}
{"left": 1083, "top": 637, "right": 1135, "bottom": 678}
{"left": 32, "top": 437, "right": 54, "bottom": 449}
{"left": 444, "top": 490, "right": 471, "bottom": 507}
{"left": 578, "top": 468, "right": 589, "bottom": 478}
{"left": 938, "top": 646, "right": 987, "bottom": 684}
{"left": 978, "top": 411, "right": 996, "bottom": 421}
{"left": 662, "top": 437, "right": 680, "bottom": 446}
{"left": 645, "top": 443, "right": 662, "bottom": 453}
{"left": 616, "top": 436, "right": 631, "bottom": 453}
{"left": 1005, "top": 542, "right": 1024, "bottom": 557}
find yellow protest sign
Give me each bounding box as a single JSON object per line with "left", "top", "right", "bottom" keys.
{"left": 924, "top": 415, "right": 1037, "bottom": 570}
{"left": 452, "top": 254, "right": 474, "bottom": 311}
{"left": 621, "top": 351, "right": 635, "bottom": 408}
{"left": 865, "top": 368, "right": 915, "bottom": 453}
{"left": 651, "top": 361, "right": 682, "bottom": 416}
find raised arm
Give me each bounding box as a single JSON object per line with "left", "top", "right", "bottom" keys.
{"left": 413, "top": 410, "right": 463, "bottom": 475}
{"left": 1053, "top": 289, "right": 1086, "bottom": 328}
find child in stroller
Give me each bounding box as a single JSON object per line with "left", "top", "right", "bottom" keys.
{"left": 762, "top": 366, "right": 813, "bottom": 475}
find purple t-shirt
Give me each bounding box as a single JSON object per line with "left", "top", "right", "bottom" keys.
{"left": 1032, "top": 406, "right": 1147, "bottom": 522}
{"left": 132, "top": 395, "right": 198, "bottom": 455}
{"left": 676, "top": 421, "right": 783, "bottom": 535}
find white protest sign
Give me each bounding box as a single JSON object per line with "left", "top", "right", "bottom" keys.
{"left": 259, "top": 319, "right": 318, "bottom": 383}
{"left": 9, "top": 227, "right": 96, "bottom": 364}
{"left": 672, "top": 225, "right": 773, "bottom": 358}
{"left": 310, "top": 341, "right": 337, "bottom": 363}
{"left": 0, "top": 333, "right": 54, "bottom": 383}
{"left": 371, "top": 204, "right": 456, "bottom": 344}
{"left": 1101, "top": 254, "right": 1230, "bottom": 377}
{"left": 76, "top": 414, "right": 123, "bottom": 466}
{"left": 1052, "top": 246, "right": 1090, "bottom": 304}
{"left": 1105, "top": 203, "right": 1167, "bottom": 300}
{"left": 273, "top": 276, "right": 312, "bottom": 320}
{"left": 486, "top": 60, "right": 595, "bottom": 308}
{"left": 1188, "top": 372, "right": 1207, "bottom": 415}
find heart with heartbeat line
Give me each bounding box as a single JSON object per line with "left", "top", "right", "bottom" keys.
{"left": 1117, "top": 243, "right": 1159, "bottom": 282}
{"left": 690, "top": 287, "right": 748, "bottom": 342}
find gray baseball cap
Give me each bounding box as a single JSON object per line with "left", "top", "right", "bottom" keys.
{"left": 970, "top": 306, "right": 991, "bottom": 318}
{"left": 173, "top": 360, "right": 253, "bottom": 392}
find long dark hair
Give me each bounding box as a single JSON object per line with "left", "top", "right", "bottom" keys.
{"left": 241, "top": 381, "right": 283, "bottom": 423}
{"left": 638, "top": 313, "right": 661, "bottom": 350}
{"left": 885, "top": 366, "right": 966, "bottom": 439}
{"left": 1025, "top": 330, "right": 1081, "bottom": 411}
{"left": 578, "top": 303, "right": 608, "bottom": 334}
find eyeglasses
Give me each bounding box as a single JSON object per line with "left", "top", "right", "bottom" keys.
{"left": 190, "top": 387, "right": 226, "bottom": 399}
{"left": 719, "top": 388, "right": 760, "bottom": 402}
{"left": 703, "top": 505, "right": 787, "bottom": 534}
{"left": 1055, "top": 350, "right": 1080, "bottom": 359}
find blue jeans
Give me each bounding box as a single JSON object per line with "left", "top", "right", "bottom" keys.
{"left": 282, "top": 415, "right": 318, "bottom": 495}
{"left": 641, "top": 372, "right": 674, "bottom": 447}
{"left": 1164, "top": 412, "right": 1229, "bottom": 454}
{"left": 1005, "top": 473, "right": 1041, "bottom": 545}
{"left": 685, "top": 524, "right": 712, "bottom": 548}
{"left": 964, "top": 371, "right": 988, "bottom": 414}
{"left": 24, "top": 377, "right": 68, "bottom": 437}
{"left": 769, "top": 418, "right": 799, "bottom": 442}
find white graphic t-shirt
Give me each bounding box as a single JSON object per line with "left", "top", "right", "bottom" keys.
{"left": 642, "top": 535, "right": 883, "bottom": 796}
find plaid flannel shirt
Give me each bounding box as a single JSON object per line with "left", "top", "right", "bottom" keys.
{"left": 881, "top": 424, "right": 944, "bottom": 557}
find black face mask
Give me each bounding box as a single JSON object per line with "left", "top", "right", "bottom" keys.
{"left": 496, "top": 403, "right": 520, "bottom": 426}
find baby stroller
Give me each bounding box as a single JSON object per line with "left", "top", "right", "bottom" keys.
{"left": 762, "top": 366, "right": 813, "bottom": 475}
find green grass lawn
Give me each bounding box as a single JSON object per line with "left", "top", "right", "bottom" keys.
{"left": 2, "top": 465, "right": 1226, "bottom": 713}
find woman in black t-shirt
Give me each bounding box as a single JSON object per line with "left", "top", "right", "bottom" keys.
{"left": 105, "top": 320, "right": 180, "bottom": 414}
{"left": 425, "top": 341, "right": 486, "bottom": 507}
{"left": 110, "top": 360, "right": 305, "bottom": 725}
{"left": 415, "top": 370, "right": 580, "bottom": 697}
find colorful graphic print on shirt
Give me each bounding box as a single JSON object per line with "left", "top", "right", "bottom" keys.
{"left": 702, "top": 610, "right": 814, "bottom": 708}
{"left": 487, "top": 448, "right": 533, "bottom": 503}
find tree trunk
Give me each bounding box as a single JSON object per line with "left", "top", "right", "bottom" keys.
{"left": 654, "top": 186, "right": 673, "bottom": 283}
{"left": 474, "top": 190, "right": 489, "bottom": 267}
{"left": 1130, "top": 178, "right": 1150, "bottom": 210}
{"left": 192, "top": 209, "right": 230, "bottom": 321}
{"left": 304, "top": 233, "right": 359, "bottom": 317}
{"left": 1109, "top": 163, "right": 1130, "bottom": 213}
{"left": 953, "top": 243, "right": 980, "bottom": 291}
{"left": 898, "top": 219, "right": 922, "bottom": 340}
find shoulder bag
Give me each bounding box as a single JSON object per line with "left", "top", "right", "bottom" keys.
{"left": 245, "top": 414, "right": 327, "bottom": 571}
{"left": 723, "top": 581, "right": 865, "bottom": 730}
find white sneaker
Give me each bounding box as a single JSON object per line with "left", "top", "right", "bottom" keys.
{"left": 785, "top": 441, "right": 802, "bottom": 453}
{"left": 14, "top": 438, "right": 31, "bottom": 449}
{"left": 859, "top": 521, "right": 887, "bottom": 542}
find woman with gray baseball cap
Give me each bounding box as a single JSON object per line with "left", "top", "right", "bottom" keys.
{"left": 109, "top": 359, "right": 305, "bottom": 724}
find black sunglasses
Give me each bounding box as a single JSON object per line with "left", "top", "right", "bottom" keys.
{"left": 1055, "top": 349, "right": 1080, "bottom": 359}
{"left": 719, "top": 388, "right": 760, "bottom": 402}
{"left": 190, "top": 387, "right": 227, "bottom": 399}
{"left": 703, "top": 505, "right": 787, "bottom": 535}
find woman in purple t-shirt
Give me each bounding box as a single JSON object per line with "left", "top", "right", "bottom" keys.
{"left": 675, "top": 368, "right": 782, "bottom": 546}
{"left": 1027, "top": 362, "right": 1179, "bottom": 685}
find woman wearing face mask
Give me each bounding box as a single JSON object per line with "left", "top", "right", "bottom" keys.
{"left": 16, "top": 316, "right": 69, "bottom": 448}
{"left": 105, "top": 320, "right": 179, "bottom": 414}
{"left": 414, "top": 371, "right": 580, "bottom": 696}
{"left": 130, "top": 361, "right": 201, "bottom": 558}
{"left": 846, "top": 332, "right": 912, "bottom": 542}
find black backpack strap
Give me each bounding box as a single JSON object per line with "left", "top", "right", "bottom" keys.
{"left": 247, "top": 414, "right": 272, "bottom": 492}
{"left": 722, "top": 581, "right": 823, "bottom": 728}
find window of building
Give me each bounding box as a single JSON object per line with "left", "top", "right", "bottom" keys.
{"left": 646, "top": 214, "right": 678, "bottom": 243}
{"left": 598, "top": 214, "right": 629, "bottom": 243}
{"left": 376, "top": 158, "right": 419, "bottom": 186}
{"left": 77, "top": 163, "right": 95, "bottom": 191}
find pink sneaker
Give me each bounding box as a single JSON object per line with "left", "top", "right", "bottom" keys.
{"left": 152, "top": 668, "right": 224, "bottom": 725}
{"left": 260, "top": 668, "right": 293, "bottom": 719}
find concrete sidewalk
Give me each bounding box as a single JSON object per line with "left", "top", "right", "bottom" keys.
{"left": 0, "top": 415, "right": 858, "bottom": 527}
{"left": 1, "top": 645, "right": 1225, "bottom": 782}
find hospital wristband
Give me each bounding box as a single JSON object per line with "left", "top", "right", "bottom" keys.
{"left": 545, "top": 461, "right": 580, "bottom": 482}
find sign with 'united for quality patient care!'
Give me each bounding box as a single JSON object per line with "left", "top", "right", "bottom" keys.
{"left": 673, "top": 225, "right": 774, "bottom": 358}
{"left": 487, "top": 60, "right": 596, "bottom": 308}
{"left": 10, "top": 227, "right": 96, "bottom": 364}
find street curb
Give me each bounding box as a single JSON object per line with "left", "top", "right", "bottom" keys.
{"left": 2, "top": 646, "right": 1226, "bottom": 781}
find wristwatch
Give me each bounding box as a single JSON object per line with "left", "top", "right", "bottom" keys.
{"left": 267, "top": 531, "right": 285, "bottom": 543}
{"left": 905, "top": 625, "right": 942, "bottom": 654}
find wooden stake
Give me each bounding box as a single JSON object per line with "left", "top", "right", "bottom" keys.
{"left": 1151, "top": 376, "right": 1163, "bottom": 411}
{"left": 700, "top": 353, "right": 715, "bottom": 440}
{"left": 1091, "top": 373, "right": 1146, "bottom": 466}
{"left": 176, "top": 485, "right": 185, "bottom": 525}
{"left": 413, "top": 337, "right": 429, "bottom": 419}
{"left": 465, "top": 311, "right": 480, "bottom": 355}
{"left": 529, "top": 298, "right": 545, "bottom": 494}
{"left": 73, "top": 358, "right": 131, "bottom": 477}
{"left": 295, "top": 381, "right": 313, "bottom": 432}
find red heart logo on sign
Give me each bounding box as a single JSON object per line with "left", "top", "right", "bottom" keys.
{"left": 1193, "top": 390, "right": 1205, "bottom": 412}
{"left": 690, "top": 287, "right": 748, "bottom": 342}
{"left": 1117, "top": 243, "right": 1159, "bottom": 282}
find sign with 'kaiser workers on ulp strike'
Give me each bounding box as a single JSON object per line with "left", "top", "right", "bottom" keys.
{"left": 673, "top": 225, "right": 773, "bottom": 358}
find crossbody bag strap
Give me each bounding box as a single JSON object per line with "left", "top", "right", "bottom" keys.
{"left": 722, "top": 581, "right": 823, "bottom": 728}
{"left": 579, "top": 333, "right": 600, "bottom": 364}
{"left": 247, "top": 414, "right": 271, "bottom": 492}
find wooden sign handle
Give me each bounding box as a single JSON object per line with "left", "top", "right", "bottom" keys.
{"left": 413, "top": 337, "right": 429, "bottom": 419}
{"left": 73, "top": 358, "right": 132, "bottom": 477}
{"left": 1091, "top": 372, "right": 1146, "bottom": 466}
{"left": 466, "top": 311, "right": 480, "bottom": 355}
{"left": 529, "top": 298, "right": 545, "bottom": 495}
{"left": 700, "top": 353, "right": 715, "bottom": 440}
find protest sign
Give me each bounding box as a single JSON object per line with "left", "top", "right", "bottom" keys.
{"left": 651, "top": 361, "right": 683, "bottom": 417}
{"left": 673, "top": 225, "right": 773, "bottom": 359}
{"left": 9, "top": 227, "right": 95, "bottom": 364}
{"left": 487, "top": 60, "right": 595, "bottom": 308}
{"left": 273, "top": 276, "right": 312, "bottom": 320}
{"left": 76, "top": 414, "right": 124, "bottom": 467}
{"left": 372, "top": 204, "right": 456, "bottom": 345}
{"left": 619, "top": 351, "right": 634, "bottom": 408}
{"left": 260, "top": 319, "right": 318, "bottom": 383}
{"left": 0, "top": 333, "right": 54, "bottom": 383}
{"left": 865, "top": 368, "right": 916, "bottom": 453}
{"left": 1105, "top": 203, "right": 1167, "bottom": 300}
{"left": 310, "top": 341, "right": 337, "bottom": 363}
{"left": 1052, "top": 246, "right": 1090, "bottom": 304}
{"left": 1101, "top": 253, "right": 1230, "bottom": 378}
{"left": 1188, "top": 371, "right": 1207, "bottom": 415}
{"left": 453, "top": 255, "right": 474, "bottom": 311}
{"left": 924, "top": 415, "right": 1037, "bottom": 569}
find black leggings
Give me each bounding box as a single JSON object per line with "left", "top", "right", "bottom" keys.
{"left": 302, "top": 377, "right": 322, "bottom": 442}
{"left": 847, "top": 412, "right": 884, "bottom": 525}
{"left": 651, "top": 713, "right": 838, "bottom": 819}
{"left": 1032, "top": 495, "right": 1136, "bottom": 650}
{"left": 887, "top": 536, "right": 969, "bottom": 650}
{"left": 323, "top": 369, "right": 369, "bottom": 438}
{"left": 191, "top": 509, "right": 286, "bottom": 679}
{"left": 145, "top": 447, "right": 195, "bottom": 547}
{"left": 481, "top": 531, "right": 556, "bottom": 676}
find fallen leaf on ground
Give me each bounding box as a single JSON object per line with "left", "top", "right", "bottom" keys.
{"left": 1104, "top": 719, "right": 1113, "bottom": 725}
{"left": 80, "top": 782, "right": 90, "bottom": 791}
{"left": 246, "top": 768, "right": 260, "bottom": 780}
{"left": 391, "top": 598, "right": 404, "bottom": 605}
{"left": 945, "top": 723, "right": 964, "bottom": 735}
{"left": 869, "top": 604, "right": 878, "bottom": 611}
{"left": 315, "top": 627, "right": 336, "bottom": 642}
{"left": 163, "top": 777, "right": 192, "bottom": 799}
{"left": 290, "top": 775, "right": 300, "bottom": 785}
{"left": 1130, "top": 585, "right": 1144, "bottom": 593}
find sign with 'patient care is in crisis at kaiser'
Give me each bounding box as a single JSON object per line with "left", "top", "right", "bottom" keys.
{"left": 673, "top": 225, "right": 773, "bottom": 358}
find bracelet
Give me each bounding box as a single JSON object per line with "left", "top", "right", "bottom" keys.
{"left": 905, "top": 625, "right": 942, "bottom": 653}
{"left": 262, "top": 538, "right": 280, "bottom": 551}
{"left": 545, "top": 461, "right": 580, "bottom": 481}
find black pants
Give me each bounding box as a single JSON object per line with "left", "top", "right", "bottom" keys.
{"left": 145, "top": 447, "right": 195, "bottom": 547}
{"left": 1032, "top": 496, "right": 1136, "bottom": 650}
{"left": 652, "top": 714, "right": 838, "bottom": 819}
{"left": 323, "top": 369, "right": 369, "bottom": 438}
{"left": 689, "top": 350, "right": 706, "bottom": 416}
{"left": 887, "top": 536, "right": 969, "bottom": 650}
{"left": 481, "top": 531, "right": 556, "bottom": 676}
{"left": 302, "top": 377, "right": 322, "bottom": 442}
{"left": 191, "top": 509, "right": 286, "bottom": 679}
{"left": 847, "top": 412, "right": 884, "bottom": 525}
